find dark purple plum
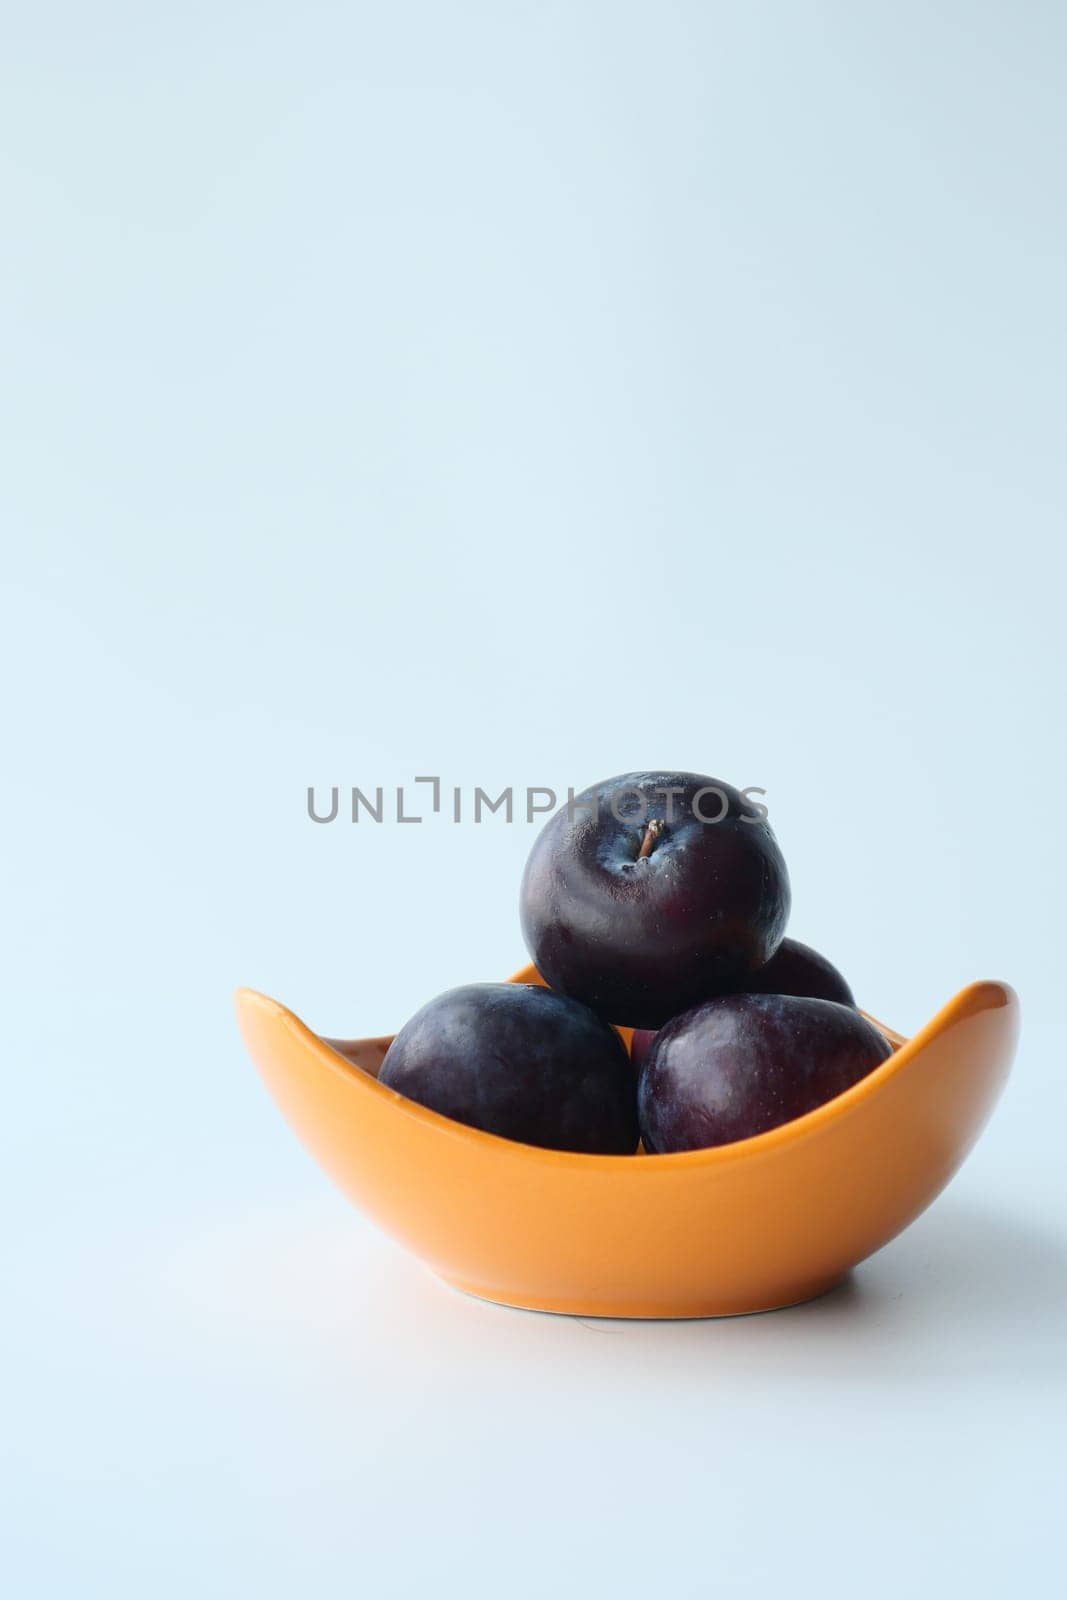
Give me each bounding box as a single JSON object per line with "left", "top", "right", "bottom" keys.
{"left": 629, "top": 937, "right": 855, "bottom": 1069}
{"left": 379, "top": 983, "right": 638, "bottom": 1154}
{"left": 746, "top": 937, "right": 855, "bottom": 1007}
{"left": 638, "top": 993, "right": 892, "bottom": 1152}
{"left": 520, "top": 772, "right": 791, "bottom": 1028}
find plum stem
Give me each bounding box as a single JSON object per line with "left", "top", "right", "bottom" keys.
{"left": 637, "top": 818, "right": 664, "bottom": 860}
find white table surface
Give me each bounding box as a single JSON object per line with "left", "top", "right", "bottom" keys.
{"left": 5, "top": 1015, "right": 1064, "bottom": 1598}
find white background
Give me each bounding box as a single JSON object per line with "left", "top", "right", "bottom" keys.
{"left": 3, "top": 4, "right": 1066, "bottom": 1595}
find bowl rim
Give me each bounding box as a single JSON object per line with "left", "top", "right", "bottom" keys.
{"left": 236, "top": 976, "right": 1017, "bottom": 1172}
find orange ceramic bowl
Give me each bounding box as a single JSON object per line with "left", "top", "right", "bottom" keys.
{"left": 235, "top": 965, "right": 1018, "bottom": 1318}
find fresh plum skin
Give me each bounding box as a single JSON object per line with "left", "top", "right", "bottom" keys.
{"left": 637, "top": 993, "right": 892, "bottom": 1153}
{"left": 379, "top": 983, "right": 639, "bottom": 1154}
{"left": 520, "top": 772, "right": 791, "bottom": 1029}
{"left": 629, "top": 937, "right": 855, "bottom": 1069}
{"left": 745, "top": 937, "right": 855, "bottom": 1007}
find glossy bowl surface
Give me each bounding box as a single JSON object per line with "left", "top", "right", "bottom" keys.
{"left": 235, "top": 966, "right": 1018, "bottom": 1318}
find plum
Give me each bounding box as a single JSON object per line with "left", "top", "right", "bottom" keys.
{"left": 379, "top": 983, "right": 638, "bottom": 1154}
{"left": 745, "top": 937, "right": 855, "bottom": 1006}
{"left": 520, "top": 771, "right": 791, "bottom": 1028}
{"left": 637, "top": 993, "right": 892, "bottom": 1152}
{"left": 629, "top": 937, "right": 855, "bottom": 1070}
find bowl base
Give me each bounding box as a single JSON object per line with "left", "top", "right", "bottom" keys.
{"left": 436, "top": 1270, "right": 849, "bottom": 1320}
